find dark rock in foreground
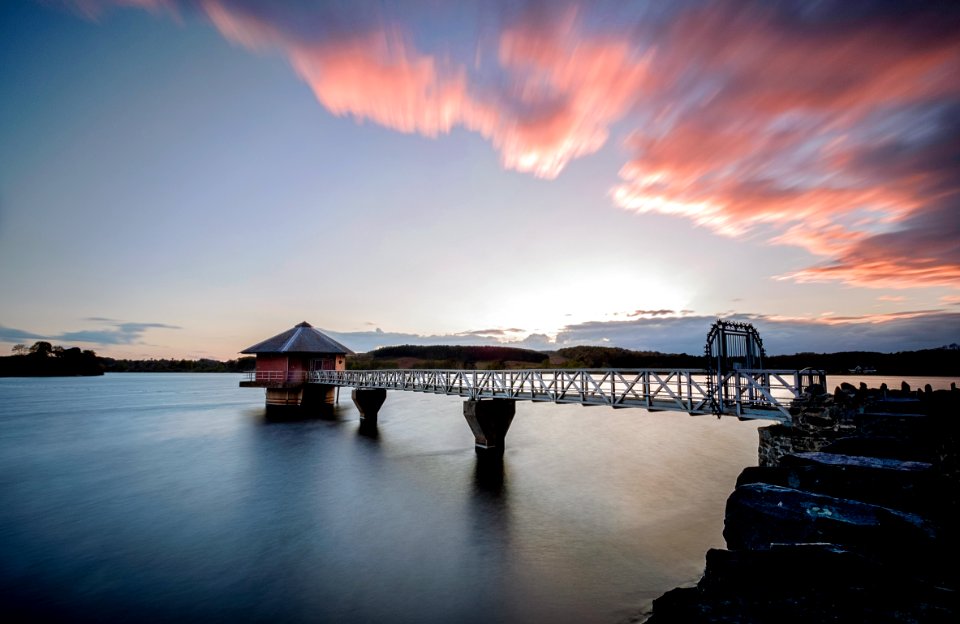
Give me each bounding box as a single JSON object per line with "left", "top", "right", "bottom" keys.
{"left": 723, "top": 483, "right": 945, "bottom": 578}
{"left": 645, "top": 383, "right": 960, "bottom": 623}
{"left": 649, "top": 545, "right": 958, "bottom": 623}
{"left": 736, "top": 452, "right": 949, "bottom": 517}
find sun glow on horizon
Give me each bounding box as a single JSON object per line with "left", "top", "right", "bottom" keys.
{"left": 462, "top": 269, "right": 694, "bottom": 340}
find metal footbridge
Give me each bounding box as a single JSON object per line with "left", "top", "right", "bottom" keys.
{"left": 241, "top": 321, "right": 824, "bottom": 450}
{"left": 297, "top": 367, "right": 824, "bottom": 422}
{"left": 243, "top": 320, "right": 826, "bottom": 423}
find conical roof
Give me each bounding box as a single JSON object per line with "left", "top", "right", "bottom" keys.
{"left": 240, "top": 321, "right": 354, "bottom": 355}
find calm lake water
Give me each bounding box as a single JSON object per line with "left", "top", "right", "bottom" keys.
{"left": 0, "top": 373, "right": 953, "bottom": 622}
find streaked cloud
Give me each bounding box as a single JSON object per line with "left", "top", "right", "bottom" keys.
{"left": 0, "top": 325, "right": 46, "bottom": 343}
{"left": 626, "top": 309, "right": 676, "bottom": 318}
{"left": 195, "top": 0, "right": 652, "bottom": 179}
{"left": 611, "top": 2, "right": 960, "bottom": 288}
{"left": 56, "top": 0, "right": 960, "bottom": 290}
{"left": 458, "top": 328, "right": 526, "bottom": 337}
{"left": 0, "top": 319, "right": 180, "bottom": 347}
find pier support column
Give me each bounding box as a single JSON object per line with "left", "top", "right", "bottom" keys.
{"left": 302, "top": 384, "right": 335, "bottom": 408}
{"left": 265, "top": 385, "right": 336, "bottom": 418}
{"left": 265, "top": 387, "right": 303, "bottom": 408}
{"left": 463, "top": 399, "right": 516, "bottom": 454}
{"left": 352, "top": 388, "right": 387, "bottom": 424}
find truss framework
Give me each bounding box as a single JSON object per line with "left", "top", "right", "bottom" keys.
{"left": 244, "top": 368, "right": 828, "bottom": 422}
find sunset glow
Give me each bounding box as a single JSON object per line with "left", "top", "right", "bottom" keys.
{"left": 1, "top": 0, "right": 958, "bottom": 358}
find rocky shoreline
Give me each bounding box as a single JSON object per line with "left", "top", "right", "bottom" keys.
{"left": 645, "top": 382, "right": 959, "bottom": 623}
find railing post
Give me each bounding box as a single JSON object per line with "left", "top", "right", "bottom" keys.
{"left": 734, "top": 373, "right": 742, "bottom": 416}
{"left": 717, "top": 372, "right": 725, "bottom": 412}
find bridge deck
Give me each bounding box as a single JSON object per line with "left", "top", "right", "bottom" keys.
{"left": 242, "top": 368, "right": 826, "bottom": 422}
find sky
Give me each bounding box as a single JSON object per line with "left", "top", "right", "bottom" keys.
{"left": 1, "top": 0, "right": 958, "bottom": 359}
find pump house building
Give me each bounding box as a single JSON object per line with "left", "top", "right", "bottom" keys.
{"left": 239, "top": 321, "right": 353, "bottom": 409}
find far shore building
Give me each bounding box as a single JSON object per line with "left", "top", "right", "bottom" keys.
{"left": 239, "top": 321, "right": 353, "bottom": 410}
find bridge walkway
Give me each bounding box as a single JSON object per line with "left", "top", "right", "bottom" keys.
{"left": 243, "top": 368, "right": 826, "bottom": 423}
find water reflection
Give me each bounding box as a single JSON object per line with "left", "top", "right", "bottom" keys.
{"left": 357, "top": 421, "right": 380, "bottom": 440}
{"left": 473, "top": 454, "right": 506, "bottom": 496}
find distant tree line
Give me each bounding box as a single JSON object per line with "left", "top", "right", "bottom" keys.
{"left": 4, "top": 341, "right": 957, "bottom": 377}
{"left": 0, "top": 341, "right": 103, "bottom": 377}
{"left": 1, "top": 342, "right": 256, "bottom": 376}
{"left": 344, "top": 343, "right": 960, "bottom": 376}
{"left": 553, "top": 346, "right": 703, "bottom": 369}
{"left": 100, "top": 357, "right": 255, "bottom": 373}
{"left": 765, "top": 347, "right": 960, "bottom": 376}
{"left": 368, "top": 344, "right": 546, "bottom": 364}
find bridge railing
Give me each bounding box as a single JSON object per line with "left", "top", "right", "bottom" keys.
{"left": 304, "top": 368, "right": 822, "bottom": 421}
{"left": 711, "top": 368, "right": 826, "bottom": 418}
{"left": 241, "top": 370, "right": 312, "bottom": 384}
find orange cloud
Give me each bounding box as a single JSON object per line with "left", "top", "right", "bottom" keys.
{"left": 610, "top": 3, "right": 960, "bottom": 287}
{"left": 492, "top": 14, "right": 651, "bottom": 177}
{"left": 199, "top": 0, "right": 651, "bottom": 179}
{"left": 783, "top": 257, "right": 960, "bottom": 290}
{"left": 288, "top": 34, "right": 489, "bottom": 138}
{"left": 67, "top": 1, "right": 960, "bottom": 289}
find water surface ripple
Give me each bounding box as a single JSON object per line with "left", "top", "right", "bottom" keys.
{"left": 1, "top": 373, "right": 787, "bottom": 622}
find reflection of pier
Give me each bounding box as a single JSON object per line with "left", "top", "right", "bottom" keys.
{"left": 240, "top": 321, "right": 825, "bottom": 453}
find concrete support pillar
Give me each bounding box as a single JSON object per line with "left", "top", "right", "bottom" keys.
{"left": 265, "top": 385, "right": 336, "bottom": 418}
{"left": 265, "top": 387, "right": 303, "bottom": 407}
{"left": 352, "top": 388, "right": 387, "bottom": 424}
{"left": 463, "top": 399, "right": 516, "bottom": 454}
{"left": 302, "top": 384, "right": 335, "bottom": 407}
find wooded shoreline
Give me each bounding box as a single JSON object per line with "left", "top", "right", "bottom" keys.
{"left": 2, "top": 341, "right": 958, "bottom": 377}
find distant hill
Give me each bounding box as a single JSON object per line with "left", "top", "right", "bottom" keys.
{"left": 4, "top": 341, "right": 956, "bottom": 377}
{"left": 766, "top": 347, "right": 960, "bottom": 376}
{"left": 347, "top": 344, "right": 706, "bottom": 370}
{"left": 347, "top": 344, "right": 549, "bottom": 370}
{"left": 552, "top": 346, "right": 702, "bottom": 369}
{"left": 346, "top": 343, "right": 960, "bottom": 376}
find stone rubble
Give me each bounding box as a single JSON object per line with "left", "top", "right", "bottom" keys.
{"left": 645, "top": 382, "right": 960, "bottom": 623}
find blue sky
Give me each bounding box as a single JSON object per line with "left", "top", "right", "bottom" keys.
{"left": 1, "top": 1, "right": 958, "bottom": 358}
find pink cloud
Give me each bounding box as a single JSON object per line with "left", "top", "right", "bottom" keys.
{"left": 491, "top": 13, "right": 651, "bottom": 177}
{"left": 610, "top": 3, "right": 960, "bottom": 287}
{"left": 197, "top": 1, "right": 651, "bottom": 179}
{"left": 201, "top": 1, "right": 490, "bottom": 138}
{"left": 63, "top": 1, "right": 960, "bottom": 288}
{"left": 288, "top": 34, "right": 487, "bottom": 138}
{"left": 783, "top": 249, "right": 960, "bottom": 290}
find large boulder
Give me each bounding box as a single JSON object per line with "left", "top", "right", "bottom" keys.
{"left": 777, "top": 452, "right": 948, "bottom": 517}
{"left": 723, "top": 483, "right": 940, "bottom": 569}
{"left": 648, "top": 544, "right": 958, "bottom": 623}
